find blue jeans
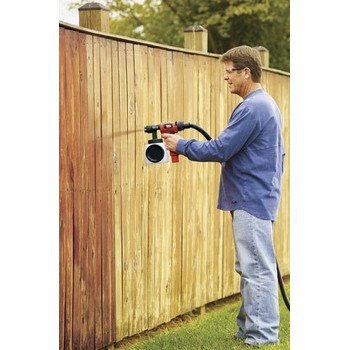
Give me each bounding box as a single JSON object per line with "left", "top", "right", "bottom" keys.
{"left": 232, "top": 209, "right": 279, "bottom": 346}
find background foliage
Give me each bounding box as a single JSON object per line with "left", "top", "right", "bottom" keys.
{"left": 71, "top": 0, "right": 289, "bottom": 71}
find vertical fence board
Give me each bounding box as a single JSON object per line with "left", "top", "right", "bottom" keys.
{"left": 117, "top": 41, "right": 129, "bottom": 338}
{"left": 62, "top": 28, "right": 76, "bottom": 350}
{"left": 172, "top": 51, "right": 185, "bottom": 317}
{"left": 159, "top": 48, "right": 173, "bottom": 323}
{"left": 78, "top": 33, "right": 90, "bottom": 349}
{"left": 165, "top": 50, "right": 176, "bottom": 320}
{"left": 125, "top": 42, "right": 138, "bottom": 335}
{"left": 181, "top": 53, "right": 194, "bottom": 313}
{"left": 158, "top": 45, "right": 167, "bottom": 327}
{"left": 92, "top": 35, "right": 103, "bottom": 349}
{"left": 147, "top": 48, "right": 161, "bottom": 327}
{"left": 206, "top": 60, "right": 219, "bottom": 301}
{"left": 85, "top": 33, "right": 97, "bottom": 349}
{"left": 111, "top": 40, "right": 124, "bottom": 341}
{"left": 67, "top": 29, "right": 83, "bottom": 350}
{"left": 59, "top": 26, "right": 67, "bottom": 350}
{"left": 134, "top": 44, "right": 149, "bottom": 332}
{"left": 145, "top": 46, "right": 158, "bottom": 329}
{"left": 198, "top": 55, "right": 211, "bottom": 307}
{"left": 72, "top": 33, "right": 82, "bottom": 344}
{"left": 100, "top": 37, "right": 116, "bottom": 345}
{"left": 200, "top": 56, "right": 211, "bottom": 305}
{"left": 157, "top": 45, "right": 169, "bottom": 324}
{"left": 139, "top": 45, "right": 150, "bottom": 331}
{"left": 212, "top": 59, "right": 223, "bottom": 301}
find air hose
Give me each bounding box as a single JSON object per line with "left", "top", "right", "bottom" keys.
{"left": 186, "top": 123, "right": 212, "bottom": 141}
{"left": 188, "top": 123, "right": 290, "bottom": 311}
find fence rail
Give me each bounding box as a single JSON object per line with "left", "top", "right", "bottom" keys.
{"left": 59, "top": 22, "right": 290, "bottom": 350}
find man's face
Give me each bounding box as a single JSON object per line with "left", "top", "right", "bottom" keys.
{"left": 223, "top": 61, "right": 245, "bottom": 96}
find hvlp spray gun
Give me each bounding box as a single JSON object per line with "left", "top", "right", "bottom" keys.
{"left": 144, "top": 121, "right": 211, "bottom": 164}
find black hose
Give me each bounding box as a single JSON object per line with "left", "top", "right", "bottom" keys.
{"left": 187, "top": 123, "right": 212, "bottom": 140}
{"left": 276, "top": 259, "right": 290, "bottom": 311}
{"left": 190, "top": 123, "right": 290, "bottom": 312}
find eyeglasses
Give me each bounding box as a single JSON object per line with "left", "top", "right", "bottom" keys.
{"left": 224, "top": 67, "right": 244, "bottom": 74}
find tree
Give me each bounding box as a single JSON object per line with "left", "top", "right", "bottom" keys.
{"left": 70, "top": 0, "right": 290, "bottom": 71}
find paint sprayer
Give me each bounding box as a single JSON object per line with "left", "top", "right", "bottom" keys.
{"left": 144, "top": 121, "right": 211, "bottom": 164}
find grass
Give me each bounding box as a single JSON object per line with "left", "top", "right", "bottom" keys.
{"left": 113, "top": 281, "right": 290, "bottom": 350}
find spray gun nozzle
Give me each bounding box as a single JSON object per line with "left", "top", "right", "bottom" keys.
{"left": 144, "top": 121, "right": 191, "bottom": 134}
{"left": 144, "top": 124, "right": 160, "bottom": 133}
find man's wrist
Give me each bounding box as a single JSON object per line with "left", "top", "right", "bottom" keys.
{"left": 176, "top": 138, "right": 187, "bottom": 154}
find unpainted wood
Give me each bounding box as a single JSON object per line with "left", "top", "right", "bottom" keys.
{"left": 69, "top": 29, "right": 83, "bottom": 350}
{"left": 111, "top": 39, "right": 124, "bottom": 341}
{"left": 133, "top": 43, "right": 148, "bottom": 333}
{"left": 159, "top": 48, "right": 173, "bottom": 324}
{"left": 78, "top": 32, "right": 90, "bottom": 349}
{"left": 85, "top": 33, "right": 97, "bottom": 349}
{"left": 59, "top": 26, "right": 69, "bottom": 350}
{"left": 125, "top": 42, "right": 139, "bottom": 335}
{"left": 79, "top": 9, "right": 110, "bottom": 33}
{"left": 100, "top": 37, "right": 116, "bottom": 344}
{"left": 184, "top": 29, "right": 208, "bottom": 53}
{"left": 117, "top": 41, "right": 129, "bottom": 339}
{"left": 92, "top": 35, "right": 104, "bottom": 349}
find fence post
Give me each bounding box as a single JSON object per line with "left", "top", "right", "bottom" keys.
{"left": 184, "top": 25, "right": 208, "bottom": 53}
{"left": 78, "top": 2, "right": 110, "bottom": 33}
{"left": 254, "top": 46, "right": 269, "bottom": 68}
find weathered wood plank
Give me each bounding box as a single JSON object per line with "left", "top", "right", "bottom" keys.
{"left": 59, "top": 26, "right": 67, "bottom": 350}
{"left": 158, "top": 48, "right": 173, "bottom": 324}
{"left": 171, "top": 51, "right": 184, "bottom": 318}
{"left": 145, "top": 46, "right": 157, "bottom": 330}
{"left": 77, "top": 32, "right": 91, "bottom": 349}
{"left": 100, "top": 37, "right": 116, "bottom": 345}
{"left": 66, "top": 29, "right": 83, "bottom": 350}
{"left": 181, "top": 52, "right": 195, "bottom": 314}
{"left": 133, "top": 43, "right": 148, "bottom": 333}
{"left": 148, "top": 45, "right": 168, "bottom": 328}
{"left": 111, "top": 39, "right": 124, "bottom": 341}
{"left": 117, "top": 41, "right": 129, "bottom": 338}
{"left": 125, "top": 42, "right": 138, "bottom": 335}
{"left": 63, "top": 28, "right": 76, "bottom": 350}
{"left": 92, "top": 34, "right": 103, "bottom": 349}
{"left": 85, "top": 33, "right": 97, "bottom": 349}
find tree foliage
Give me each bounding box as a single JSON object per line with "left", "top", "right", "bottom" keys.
{"left": 71, "top": 0, "right": 289, "bottom": 71}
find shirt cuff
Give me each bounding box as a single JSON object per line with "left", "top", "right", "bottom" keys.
{"left": 176, "top": 139, "right": 189, "bottom": 155}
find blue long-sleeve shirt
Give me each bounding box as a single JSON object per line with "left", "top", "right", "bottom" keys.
{"left": 176, "top": 88, "right": 285, "bottom": 221}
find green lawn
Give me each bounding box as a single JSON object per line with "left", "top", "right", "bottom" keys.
{"left": 116, "top": 281, "right": 290, "bottom": 350}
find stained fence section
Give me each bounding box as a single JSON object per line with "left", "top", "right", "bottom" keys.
{"left": 59, "top": 23, "right": 290, "bottom": 349}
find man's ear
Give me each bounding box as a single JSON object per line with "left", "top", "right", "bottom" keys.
{"left": 244, "top": 67, "right": 251, "bottom": 80}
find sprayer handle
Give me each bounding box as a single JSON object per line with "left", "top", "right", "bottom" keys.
{"left": 170, "top": 151, "right": 179, "bottom": 163}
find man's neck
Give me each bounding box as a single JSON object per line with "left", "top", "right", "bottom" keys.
{"left": 241, "top": 82, "right": 262, "bottom": 99}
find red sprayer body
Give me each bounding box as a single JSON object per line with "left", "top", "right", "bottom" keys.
{"left": 159, "top": 122, "right": 180, "bottom": 162}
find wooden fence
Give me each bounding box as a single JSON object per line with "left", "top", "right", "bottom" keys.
{"left": 59, "top": 21, "right": 290, "bottom": 350}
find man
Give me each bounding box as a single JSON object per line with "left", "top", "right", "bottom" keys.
{"left": 162, "top": 45, "right": 285, "bottom": 346}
